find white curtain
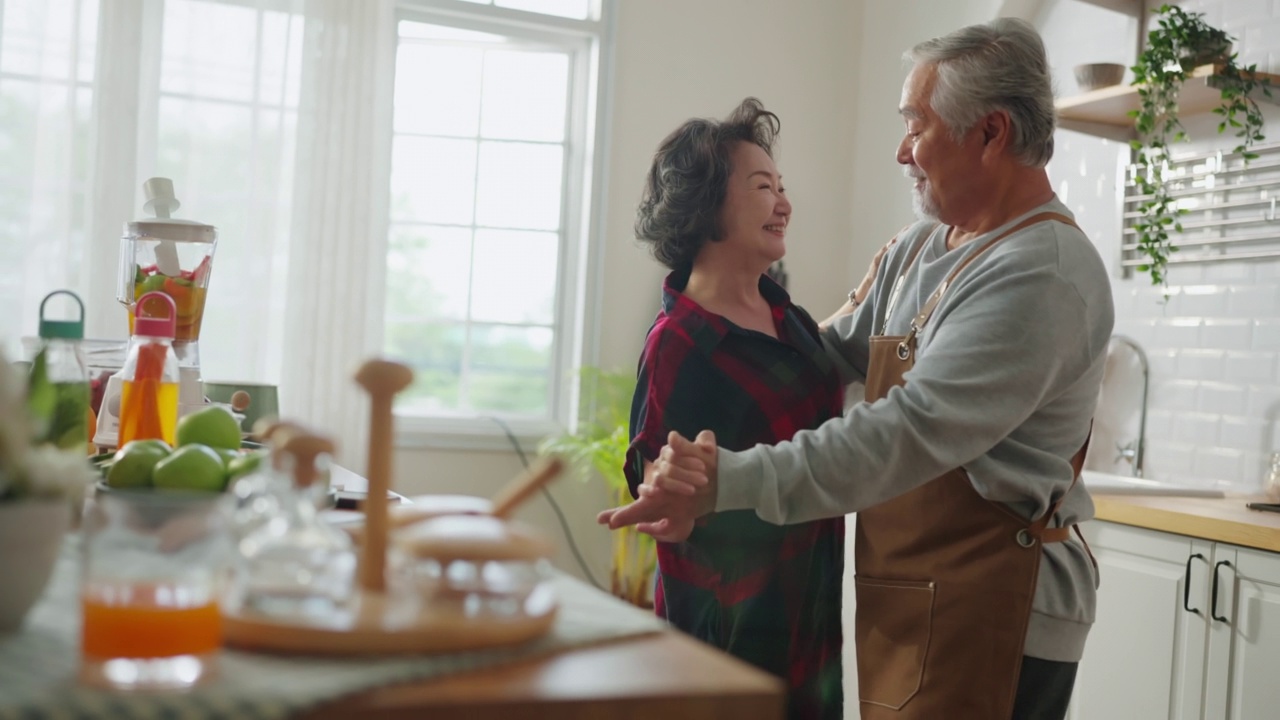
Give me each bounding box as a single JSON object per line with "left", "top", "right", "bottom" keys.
{"left": 83, "top": 0, "right": 142, "bottom": 338}
{"left": 0, "top": 0, "right": 105, "bottom": 351}
{"left": 280, "top": 0, "right": 395, "bottom": 472}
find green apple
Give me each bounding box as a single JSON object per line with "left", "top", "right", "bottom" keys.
{"left": 176, "top": 406, "right": 242, "bottom": 450}
{"left": 106, "top": 439, "right": 172, "bottom": 489}
{"left": 152, "top": 444, "right": 227, "bottom": 492}
{"left": 139, "top": 273, "right": 167, "bottom": 294}
{"left": 213, "top": 447, "right": 239, "bottom": 467}
{"left": 226, "top": 449, "right": 267, "bottom": 483}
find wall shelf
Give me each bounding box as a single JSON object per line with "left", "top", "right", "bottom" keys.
{"left": 1056, "top": 64, "right": 1280, "bottom": 142}
{"left": 1072, "top": 0, "right": 1141, "bottom": 16}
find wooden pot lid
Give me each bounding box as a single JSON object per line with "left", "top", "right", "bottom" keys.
{"left": 396, "top": 515, "right": 554, "bottom": 562}
{"left": 345, "top": 495, "right": 494, "bottom": 543}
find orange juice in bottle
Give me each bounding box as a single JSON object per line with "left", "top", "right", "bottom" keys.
{"left": 117, "top": 291, "right": 180, "bottom": 447}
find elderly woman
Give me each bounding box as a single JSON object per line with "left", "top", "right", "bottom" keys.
{"left": 625, "top": 98, "right": 880, "bottom": 720}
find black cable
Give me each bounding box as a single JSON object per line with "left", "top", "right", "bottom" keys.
{"left": 487, "top": 416, "right": 605, "bottom": 591}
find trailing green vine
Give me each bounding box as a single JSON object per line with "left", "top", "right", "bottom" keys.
{"left": 1128, "top": 4, "right": 1272, "bottom": 287}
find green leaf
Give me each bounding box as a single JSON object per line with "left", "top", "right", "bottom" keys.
{"left": 25, "top": 348, "right": 55, "bottom": 443}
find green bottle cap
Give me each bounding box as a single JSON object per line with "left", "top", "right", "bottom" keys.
{"left": 38, "top": 290, "right": 85, "bottom": 340}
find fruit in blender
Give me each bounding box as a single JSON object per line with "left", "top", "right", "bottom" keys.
{"left": 131, "top": 259, "right": 210, "bottom": 341}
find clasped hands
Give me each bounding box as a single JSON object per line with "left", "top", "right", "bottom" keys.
{"left": 595, "top": 430, "right": 719, "bottom": 542}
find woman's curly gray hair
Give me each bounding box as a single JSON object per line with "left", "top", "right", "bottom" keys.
{"left": 635, "top": 98, "right": 780, "bottom": 270}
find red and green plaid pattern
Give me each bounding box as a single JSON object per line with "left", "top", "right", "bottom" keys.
{"left": 625, "top": 269, "right": 845, "bottom": 720}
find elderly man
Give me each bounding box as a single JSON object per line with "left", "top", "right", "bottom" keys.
{"left": 599, "top": 17, "right": 1114, "bottom": 720}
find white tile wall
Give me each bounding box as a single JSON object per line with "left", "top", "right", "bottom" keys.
{"left": 1042, "top": 0, "right": 1280, "bottom": 492}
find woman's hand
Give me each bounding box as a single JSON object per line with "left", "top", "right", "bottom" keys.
{"left": 596, "top": 430, "right": 718, "bottom": 543}
{"left": 819, "top": 235, "right": 898, "bottom": 329}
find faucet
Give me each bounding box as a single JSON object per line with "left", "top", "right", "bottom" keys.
{"left": 1108, "top": 334, "right": 1149, "bottom": 478}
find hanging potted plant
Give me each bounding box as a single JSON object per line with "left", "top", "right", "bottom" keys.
{"left": 540, "top": 366, "right": 656, "bottom": 608}
{"left": 1128, "top": 4, "right": 1273, "bottom": 286}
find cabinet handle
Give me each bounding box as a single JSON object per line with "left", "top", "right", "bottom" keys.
{"left": 1211, "top": 560, "right": 1233, "bottom": 624}
{"left": 1184, "top": 553, "right": 1203, "bottom": 614}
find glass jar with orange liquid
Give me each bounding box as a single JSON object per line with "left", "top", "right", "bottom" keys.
{"left": 79, "top": 486, "right": 229, "bottom": 690}
{"left": 117, "top": 292, "right": 181, "bottom": 448}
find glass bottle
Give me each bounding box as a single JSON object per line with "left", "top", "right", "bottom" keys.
{"left": 27, "top": 290, "right": 90, "bottom": 452}
{"left": 1265, "top": 452, "right": 1280, "bottom": 502}
{"left": 117, "top": 291, "right": 181, "bottom": 447}
{"left": 229, "top": 431, "right": 356, "bottom": 622}
{"left": 227, "top": 420, "right": 305, "bottom": 540}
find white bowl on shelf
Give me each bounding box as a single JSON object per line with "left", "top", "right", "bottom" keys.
{"left": 1073, "top": 63, "right": 1126, "bottom": 91}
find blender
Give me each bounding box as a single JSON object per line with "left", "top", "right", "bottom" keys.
{"left": 115, "top": 178, "right": 217, "bottom": 420}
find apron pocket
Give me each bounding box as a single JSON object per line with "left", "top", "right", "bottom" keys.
{"left": 854, "top": 576, "right": 935, "bottom": 710}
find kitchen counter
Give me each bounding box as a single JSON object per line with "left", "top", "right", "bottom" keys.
{"left": 301, "top": 631, "right": 784, "bottom": 720}
{"left": 1092, "top": 493, "right": 1280, "bottom": 553}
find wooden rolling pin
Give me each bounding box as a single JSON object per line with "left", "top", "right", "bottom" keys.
{"left": 354, "top": 359, "right": 414, "bottom": 593}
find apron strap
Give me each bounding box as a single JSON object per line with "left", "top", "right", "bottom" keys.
{"left": 879, "top": 223, "right": 938, "bottom": 335}
{"left": 1028, "top": 425, "right": 1090, "bottom": 535}
{"left": 896, "top": 212, "right": 1079, "bottom": 357}
{"left": 1026, "top": 425, "right": 1094, "bottom": 559}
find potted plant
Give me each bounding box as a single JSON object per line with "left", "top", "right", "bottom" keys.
{"left": 1128, "top": 4, "right": 1272, "bottom": 287}
{"left": 540, "top": 366, "right": 656, "bottom": 608}
{"left": 0, "top": 349, "right": 96, "bottom": 632}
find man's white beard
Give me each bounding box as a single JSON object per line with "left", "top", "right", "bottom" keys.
{"left": 905, "top": 168, "right": 940, "bottom": 222}
{"left": 912, "top": 185, "right": 940, "bottom": 222}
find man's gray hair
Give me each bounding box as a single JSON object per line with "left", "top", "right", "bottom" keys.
{"left": 906, "top": 17, "right": 1056, "bottom": 168}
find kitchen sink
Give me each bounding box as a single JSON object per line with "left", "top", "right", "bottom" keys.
{"left": 1081, "top": 470, "right": 1225, "bottom": 498}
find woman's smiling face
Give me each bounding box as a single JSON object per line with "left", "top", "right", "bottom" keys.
{"left": 715, "top": 141, "right": 791, "bottom": 268}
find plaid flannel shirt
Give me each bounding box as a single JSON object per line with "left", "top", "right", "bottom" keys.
{"left": 625, "top": 268, "right": 846, "bottom": 720}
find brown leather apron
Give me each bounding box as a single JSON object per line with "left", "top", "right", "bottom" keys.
{"left": 855, "top": 212, "right": 1092, "bottom": 719}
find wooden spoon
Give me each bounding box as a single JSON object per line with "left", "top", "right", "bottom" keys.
{"left": 490, "top": 455, "right": 565, "bottom": 520}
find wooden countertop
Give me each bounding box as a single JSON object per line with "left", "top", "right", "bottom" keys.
{"left": 299, "top": 630, "right": 785, "bottom": 720}
{"left": 1092, "top": 493, "right": 1280, "bottom": 552}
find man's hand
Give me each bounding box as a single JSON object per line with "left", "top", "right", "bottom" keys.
{"left": 595, "top": 430, "right": 719, "bottom": 542}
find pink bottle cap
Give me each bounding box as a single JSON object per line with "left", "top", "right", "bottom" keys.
{"left": 134, "top": 291, "right": 177, "bottom": 338}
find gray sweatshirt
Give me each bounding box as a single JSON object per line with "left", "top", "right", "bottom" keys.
{"left": 715, "top": 198, "right": 1114, "bottom": 662}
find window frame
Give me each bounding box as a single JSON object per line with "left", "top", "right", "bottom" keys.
{"left": 389, "top": 0, "right": 614, "bottom": 452}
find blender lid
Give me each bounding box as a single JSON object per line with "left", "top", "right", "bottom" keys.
{"left": 126, "top": 177, "right": 216, "bottom": 243}
{"left": 126, "top": 218, "right": 216, "bottom": 243}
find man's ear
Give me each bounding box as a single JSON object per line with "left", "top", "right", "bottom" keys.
{"left": 980, "top": 110, "right": 1012, "bottom": 155}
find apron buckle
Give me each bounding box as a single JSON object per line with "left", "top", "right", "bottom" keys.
{"left": 1016, "top": 529, "right": 1037, "bottom": 548}
{"left": 897, "top": 327, "right": 917, "bottom": 361}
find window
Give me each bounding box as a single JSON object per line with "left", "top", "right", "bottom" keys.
{"left": 385, "top": 1, "right": 611, "bottom": 445}
{"left": 0, "top": 0, "right": 612, "bottom": 450}
{"left": 0, "top": 0, "right": 301, "bottom": 386}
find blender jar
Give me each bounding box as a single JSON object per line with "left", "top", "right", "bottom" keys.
{"left": 117, "top": 178, "right": 217, "bottom": 346}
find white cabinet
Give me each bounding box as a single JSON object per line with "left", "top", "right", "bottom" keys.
{"left": 1203, "top": 546, "right": 1280, "bottom": 720}
{"left": 1068, "top": 523, "right": 1212, "bottom": 720}
{"left": 1068, "top": 522, "right": 1280, "bottom": 720}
